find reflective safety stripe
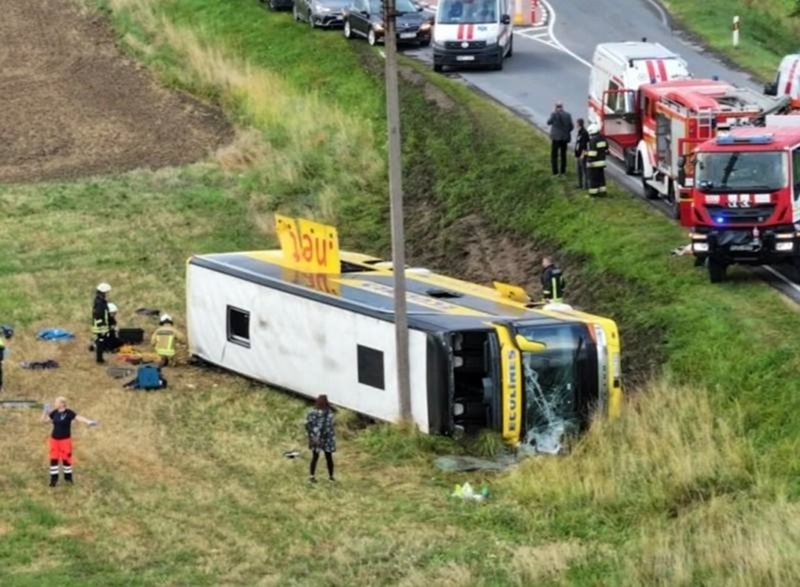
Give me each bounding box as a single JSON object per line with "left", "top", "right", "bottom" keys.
{"left": 596, "top": 141, "right": 607, "bottom": 148}
{"left": 587, "top": 150, "right": 598, "bottom": 156}
{"left": 154, "top": 330, "right": 176, "bottom": 357}
{"left": 587, "top": 161, "right": 607, "bottom": 168}
{"left": 91, "top": 319, "right": 109, "bottom": 335}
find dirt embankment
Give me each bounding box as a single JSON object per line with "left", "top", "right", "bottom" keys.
{"left": 0, "top": 0, "right": 231, "bottom": 183}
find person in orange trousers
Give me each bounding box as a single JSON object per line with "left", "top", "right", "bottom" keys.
{"left": 40, "top": 396, "right": 97, "bottom": 487}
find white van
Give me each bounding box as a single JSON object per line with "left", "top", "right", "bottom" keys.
{"left": 764, "top": 54, "right": 800, "bottom": 106}
{"left": 432, "top": 0, "right": 513, "bottom": 72}
{"left": 588, "top": 41, "right": 690, "bottom": 172}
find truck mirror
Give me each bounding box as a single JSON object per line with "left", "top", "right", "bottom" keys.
{"left": 764, "top": 82, "right": 778, "bottom": 96}
{"left": 515, "top": 334, "right": 547, "bottom": 352}
{"left": 500, "top": 14, "right": 511, "bottom": 24}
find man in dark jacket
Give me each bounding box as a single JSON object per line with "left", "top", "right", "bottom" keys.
{"left": 547, "top": 102, "right": 574, "bottom": 176}
{"left": 541, "top": 257, "right": 565, "bottom": 302}
{"left": 92, "top": 283, "right": 112, "bottom": 364}
{"left": 574, "top": 118, "right": 590, "bottom": 189}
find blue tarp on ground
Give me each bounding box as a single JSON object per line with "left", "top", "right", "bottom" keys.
{"left": 36, "top": 328, "right": 75, "bottom": 341}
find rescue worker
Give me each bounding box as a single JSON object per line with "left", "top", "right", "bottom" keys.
{"left": 586, "top": 123, "right": 608, "bottom": 196}
{"left": 106, "top": 303, "right": 122, "bottom": 352}
{"left": 151, "top": 314, "right": 185, "bottom": 367}
{"left": 0, "top": 325, "right": 12, "bottom": 393}
{"left": 40, "top": 396, "right": 97, "bottom": 487}
{"left": 574, "top": 118, "right": 590, "bottom": 189}
{"left": 541, "top": 257, "right": 565, "bottom": 302}
{"left": 92, "top": 283, "right": 112, "bottom": 364}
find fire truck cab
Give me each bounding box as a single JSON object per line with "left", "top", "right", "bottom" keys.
{"left": 637, "top": 79, "right": 790, "bottom": 222}
{"left": 689, "top": 119, "right": 800, "bottom": 282}
{"left": 588, "top": 41, "right": 690, "bottom": 174}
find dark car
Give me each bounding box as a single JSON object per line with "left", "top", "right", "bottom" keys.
{"left": 262, "top": 0, "right": 294, "bottom": 12}
{"left": 293, "top": 0, "right": 350, "bottom": 27}
{"left": 343, "top": 0, "right": 433, "bottom": 47}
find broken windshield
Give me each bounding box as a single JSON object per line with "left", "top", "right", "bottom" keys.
{"left": 696, "top": 150, "right": 786, "bottom": 193}
{"left": 515, "top": 323, "right": 593, "bottom": 454}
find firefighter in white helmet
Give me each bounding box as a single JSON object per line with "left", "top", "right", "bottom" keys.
{"left": 586, "top": 123, "right": 608, "bottom": 197}
{"left": 91, "top": 283, "right": 112, "bottom": 364}
{"left": 151, "top": 314, "right": 185, "bottom": 367}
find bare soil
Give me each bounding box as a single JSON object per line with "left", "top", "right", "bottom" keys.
{"left": 0, "top": 0, "right": 231, "bottom": 184}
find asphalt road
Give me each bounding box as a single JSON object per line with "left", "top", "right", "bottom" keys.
{"left": 405, "top": 0, "right": 800, "bottom": 302}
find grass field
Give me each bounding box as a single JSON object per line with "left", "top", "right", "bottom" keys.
{"left": 662, "top": 0, "right": 800, "bottom": 79}
{"left": 2, "top": 0, "right": 800, "bottom": 584}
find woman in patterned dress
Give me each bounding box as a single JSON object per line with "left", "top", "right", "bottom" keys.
{"left": 306, "top": 395, "right": 336, "bottom": 483}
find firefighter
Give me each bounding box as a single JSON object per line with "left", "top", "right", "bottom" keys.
{"left": 151, "top": 314, "right": 185, "bottom": 367}
{"left": 586, "top": 123, "right": 608, "bottom": 196}
{"left": 541, "top": 257, "right": 565, "bottom": 302}
{"left": 0, "top": 325, "right": 13, "bottom": 393}
{"left": 92, "top": 283, "right": 112, "bottom": 364}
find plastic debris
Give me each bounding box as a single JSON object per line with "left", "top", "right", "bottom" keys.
{"left": 0, "top": 400, "right": 40, "bottom": 409}
{"left": 36, "top": 328, "right": 75, "bottom": 341}
{"left": 135, "top": 308, "right": 161, "bottom": 317}
{"left": 451, "top": 482, "right": 490, "bottom": 502}
{"left": 283, "top": 450, "right": 301, "bottom": 459}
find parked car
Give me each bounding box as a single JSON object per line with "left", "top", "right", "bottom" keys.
{"left": 293, "top": 0, "right": 350, "bottom": 27}
{"left": 343, "top": 0, "right": 433, "bottom": 47}
{"left": 262, "top": 0, "right": 294, "bottom": 11}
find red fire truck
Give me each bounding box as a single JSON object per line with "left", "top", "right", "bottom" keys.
{"left": 688, "top": 121, "right": 800, "bottom": 282}
{"left": 633, "top": 79, "right": 789, "bottom": 221}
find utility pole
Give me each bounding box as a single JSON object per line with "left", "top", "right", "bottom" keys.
{"left": 384, "top": 0, "right": 412, "bottom": 422}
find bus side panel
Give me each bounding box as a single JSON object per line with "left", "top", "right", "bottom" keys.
{"left": 187, "top": 264, "right": 431, "bottom": 431}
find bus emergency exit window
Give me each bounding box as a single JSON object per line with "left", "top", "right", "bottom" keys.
{"left": 357, "top": 344, "right": 385, "bottom": 390}
{"left": 227, "top": 306, "right": 251, "bottom": 348}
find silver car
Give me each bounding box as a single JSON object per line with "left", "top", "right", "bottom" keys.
{"left": 293, "top": 0, "right": 350, "bottom": 28}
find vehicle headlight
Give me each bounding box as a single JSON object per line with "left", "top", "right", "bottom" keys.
{"left": 776, "top": 241, "right": 794, "bottom": 252}
{"left": 692, "top": 242, "right": 709, "bottom": 253}
{"left": 420, "top": 22, "right": 431, "bottom": 31}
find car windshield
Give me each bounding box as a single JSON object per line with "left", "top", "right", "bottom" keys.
{"left": 369, "top": 0, "right": 418, "bottom": 13}
{"left": 696, "top": 150, "right": 787, "bottom": 192}
{"left": 516, "top": 323, "right": 592, "bottom": 454}
{"left": 438, "top": 0, "right": 497, "bottom": 24}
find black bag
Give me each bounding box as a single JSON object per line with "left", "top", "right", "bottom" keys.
{"left": 118, "top": 328, "right": 144, "bottom": 344}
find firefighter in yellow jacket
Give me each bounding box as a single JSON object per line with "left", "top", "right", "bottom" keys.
{"left": 151, "top": 314, "right": 185, "bottom": 367}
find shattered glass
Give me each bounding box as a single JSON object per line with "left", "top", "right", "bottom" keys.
{"left": 517, "top": 325, "right": 583, "bottom": 455}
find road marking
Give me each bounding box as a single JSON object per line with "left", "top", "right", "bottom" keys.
{"left": 643, "top": 0, "right": 670, "bottom": 29}
{"left": 761, "top": 265, "right": 800, "bottom": 295}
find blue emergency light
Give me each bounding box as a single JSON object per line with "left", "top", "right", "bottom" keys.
{"left": 715, "top": 216, "right": 725, "bottom": 224}
{"left": 715, "top": 134, "right": 774, "bottom": 145}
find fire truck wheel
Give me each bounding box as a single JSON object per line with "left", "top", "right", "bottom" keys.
{"left": 708, "top": 258, "right": 728, "bottom": 283}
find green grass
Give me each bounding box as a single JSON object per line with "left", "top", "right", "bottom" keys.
{"left": 1, "top": 0, "right": 800, "bottom": 583}
{"left": 662, "top": 0, "right": 800, "bottom": 79}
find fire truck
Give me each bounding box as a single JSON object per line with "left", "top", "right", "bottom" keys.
{"left": 588, "top": 41, "right": 690, "bottom": 174}
{"left": 688, "top": 119, "right": 800, "bottom": 282}
{"left": 635, "top": 79, "right": 790, "bottom": 221}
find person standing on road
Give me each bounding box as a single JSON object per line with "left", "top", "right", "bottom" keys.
{"left": 574, "top": 118, "right": 590, "bottom": 189}
{"left": 547, "top": 102, "right": 574, "bottom": 176}
{"left": 306, "top": 394, "right": 336, "bottom": 483}
{"left": 41, "top": 396, "right": 97, "bottom": 487}
{"left": 586, "top": 123, "right": 609, "bottom": 196}
{"left": 91, "top": 283, "right": 112, "bottom": 364}
{"left": 541, "top": 257, "right": 565, "bottom": 303}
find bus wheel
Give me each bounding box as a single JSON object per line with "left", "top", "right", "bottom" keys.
{"left": 708, "top": 258, "right": 728, "bottom": 283}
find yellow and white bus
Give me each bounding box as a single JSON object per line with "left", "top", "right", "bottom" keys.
{"left": 186, "top": 217, "right": 622, "bottom": 451}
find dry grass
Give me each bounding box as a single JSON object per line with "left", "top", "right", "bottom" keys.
{"left": 505, "top": 382, "right": 758, "bottom": 513}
